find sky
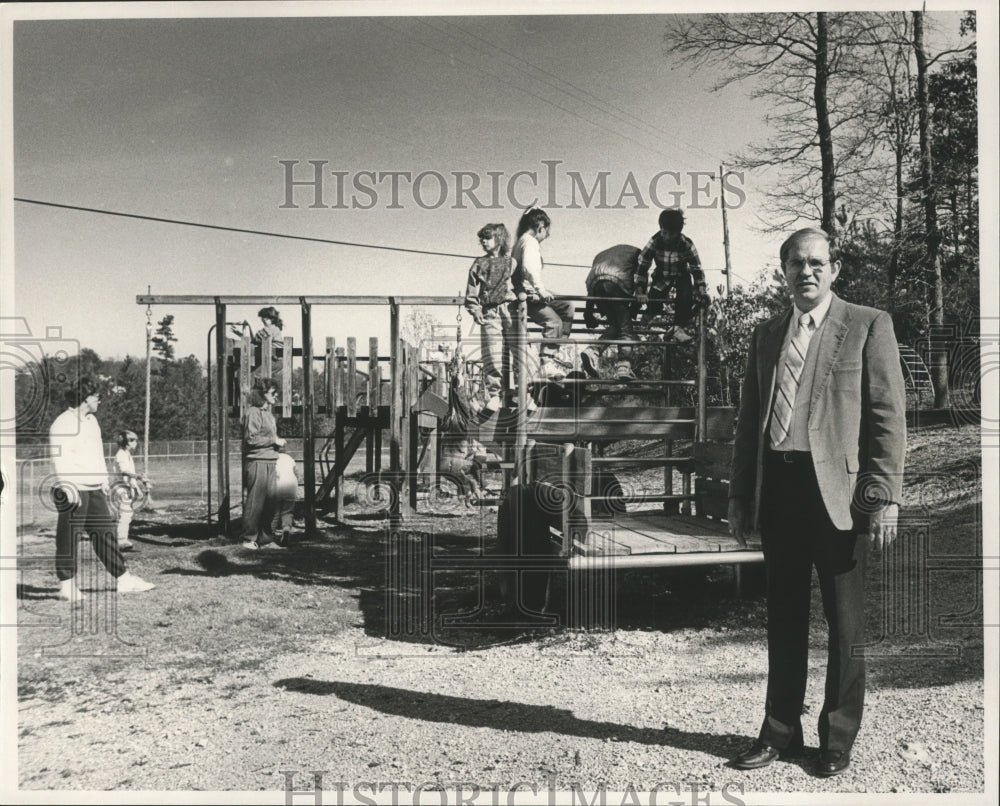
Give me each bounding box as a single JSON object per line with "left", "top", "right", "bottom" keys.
{"left": 6, "top": 7, "right": 819, "bottom": 361}
{"left": 2, "top": 3, "right": 998, "bottom": 803}
{"left": 2, "top": 4, "right": 992, "bottom": 365}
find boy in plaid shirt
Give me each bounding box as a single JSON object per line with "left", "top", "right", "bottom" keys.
{"left": 634, "top": 207, "right": 710, "bottom": 342}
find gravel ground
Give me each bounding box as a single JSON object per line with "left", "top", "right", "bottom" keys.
{"left": 12, "top": 423, "right": 988, "bottom": 799}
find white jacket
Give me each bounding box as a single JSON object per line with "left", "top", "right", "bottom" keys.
{"left": 49, "top": 407, "right": 108, "bottom": 489}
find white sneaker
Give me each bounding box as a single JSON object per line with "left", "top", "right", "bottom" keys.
{"left": 485, "top": 395, "right": 501, "bottom": 412}
{"left": 615, "top": 361, "right": 636, "bottom": 381}
{"left": 580, "top": 347, "right": 601, "bottom": 378}
{"left": 668, "top": 327, "right": 693, "bottom": 344}
{"left": 118, "top": 539, "right": 134, "bottom": 551}
{"left": 539, "top": 358, "right": 567, "bottom": 381}
{"left": 117, "top": 571, "right": 156, "bottom": 594}
{"left": 58, "top": 578, "right": 84, "bottom": 605}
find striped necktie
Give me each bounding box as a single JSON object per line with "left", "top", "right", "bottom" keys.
{"left": 769, "top": 312, "right": 815, "bottom": 447}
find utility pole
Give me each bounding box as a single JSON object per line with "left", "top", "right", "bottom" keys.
{"left": 719, "top": 164, "right": 733, "bottom": 295}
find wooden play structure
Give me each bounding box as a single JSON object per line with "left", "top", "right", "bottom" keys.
{"left": 137, "top": 293, "right": 763, "bottom": 594}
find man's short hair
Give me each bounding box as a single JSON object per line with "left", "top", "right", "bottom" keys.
{"left": 65, "top": 376, "right": 101, "bottom": 409}
{"left": 779, "top": 227, "right": 840, "bottom": 264}
{"left": 658, "top": 207, "right": 685, "bottom": 232}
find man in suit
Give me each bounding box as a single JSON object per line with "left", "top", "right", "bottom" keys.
{"left": 728, "top": 227, "right": 906, "bottom": 777}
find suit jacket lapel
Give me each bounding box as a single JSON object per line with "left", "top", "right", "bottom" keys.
{"left": 758, "top": 309, "right": 791, "bottom": 435}
{"left": 809, "top": 294, "right": 850, "bottom": 411}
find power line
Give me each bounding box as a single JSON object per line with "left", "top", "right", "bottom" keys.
{"left": 13, "top": 196, "right": 595, "bottom": 268}
{"left": 429, "top": 18, "right": 721, "bottom": 166}
{"left": 376, "top": 19, "right": 685, "bottom": 167}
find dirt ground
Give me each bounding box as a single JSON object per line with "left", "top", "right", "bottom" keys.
{"left": 12, "top": 423, "right": 987, "bottom": 798}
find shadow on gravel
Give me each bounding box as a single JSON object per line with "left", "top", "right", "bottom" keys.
{"left": 137, "top": 494, "right": 984, "bottom": 688}
{"left": 273, "top": 678, "right": 753, "bottom": 759}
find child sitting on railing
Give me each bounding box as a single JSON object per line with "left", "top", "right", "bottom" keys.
{"left": 634, "top": 207, "right": 709, "bottom": 343}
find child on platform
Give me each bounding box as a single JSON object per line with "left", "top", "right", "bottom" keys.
{"left": 464, "top": 223, "right": 516, "bottom": 412}
{"left": 580, "top": 244, "right": 642, "bottom": 381}
{"left": 511, "top": 208, "right": 575, "bottom": 381}
{"left": 634, "top": 207, "right": 709, "bottom": 342}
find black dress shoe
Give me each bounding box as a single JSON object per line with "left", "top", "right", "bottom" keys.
{"left": 731, "top": 739, "right": 803, "bottom": 770}
{"left": 816, "top": 749, "right": 851, "bottom": 777}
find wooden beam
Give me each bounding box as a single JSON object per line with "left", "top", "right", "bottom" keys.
{"left": 136, "top": 294, "right": 466, "bottom": 306}
{"left": 281, "top": 336, "right": 293, "bottom": 419}
{"left": 214, "top": 299, "right": 230, "bottom": 534}
{"left": 300, "top": 299, "right": 317, "bottom": 536}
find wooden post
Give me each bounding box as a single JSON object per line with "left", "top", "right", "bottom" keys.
{"left": 260, "top": 329, "right": 272, "bottom": 379}
{"left": 334, "top": 347, "right": 346, "bottom": 408}
{"left": 324, "top": 337, "right": 335, "bottom": 414}
{"left": 281, "top": 336, "right": 293, "bottom": 419}
{"left": 214, "top": 299, "right": 230, "bottom": 534}
{"left": 239, "top": 331, "right": 252, "bottom": 422}
{"left": 300, "top": 299, "right": 317, "bottom": 536}
{"left": 334, "top": 407, "right": 346, "bottom": 519}
{"left": 389, "top": 298, "right": 402, "bottom": 525}
{"left": 405, "top": 343, "right": 420, "bottom": 512}
{"left": 347, "top": 337, "right": 358, "bottom": 417}
{"left": 366, "top": 338, "right": 379, "bottom": 473}
{"left": 515, "top": 300, "right": 528, "bottom": 487}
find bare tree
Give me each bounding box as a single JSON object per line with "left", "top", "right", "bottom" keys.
{"left": 913, "top": 10, "right": 949, "bottom": 408}
{"left": 663, "top": 12, "right": 883, "bottom": 234}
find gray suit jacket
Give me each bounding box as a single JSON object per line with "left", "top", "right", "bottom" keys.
{"left": 730, "top": 294, "right": 906, "bottom": 531}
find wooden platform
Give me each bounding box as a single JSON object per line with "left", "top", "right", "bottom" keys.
{"left": 572, "top": 511, "right": 763, "bottom": 570}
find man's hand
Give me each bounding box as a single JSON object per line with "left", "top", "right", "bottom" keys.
{"left": 869, "top": 503, "right": 899, "bottom": 551}
{"left": 584, "top": 307, "right": 599, "bottom": 331}
{"left": 471, "top": 311, "right": 484, "bottom": 327}
{"left": 727, "top": 498, "right": 755, "bottom": 548}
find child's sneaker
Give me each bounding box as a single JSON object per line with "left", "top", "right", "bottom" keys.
{"left": 58, "top": 578, "right": 84, "bottom": 605}
{"left": 484, "top": 395, "right": 502, "bottom": 412}
{"left": 580, "top": 347, "right": 601, "bottom": 378}
{"left": 117, "top": 571, "right": 156, "bottom": 594}
{"left": 614, "top": 361, "right": 637, "bottom": 381}
{"left": 539, "top": 358, "right": 567, "bottom": 382}
{"left": 118, "top": 539, "right": 134, "bottom": 552}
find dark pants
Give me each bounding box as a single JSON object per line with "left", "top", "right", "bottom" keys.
{"left": 527, "top": 299, "right": 574, "bottom": 357}
{"left": 54, "top": 488, "right": 126, "bottom": 582}
{"left": 243, "top": 459, "right": 277, "bottom": 543}
{"left": 758, "top": 450, "right": 869, "bottom": 753}
{"left": 645, "top": 272, "right": 694, "bottom": 327}
{"left": 590, "top": 279, "right": 636, "bottom": 358}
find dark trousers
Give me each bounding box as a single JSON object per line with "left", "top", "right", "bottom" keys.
{"left": 526, "top": 299, "right": 575, "bottom": 357}
{"left": 243, "top": 459, "right": 277, "bottom": 543}
{"left": 54, "top": 488, "right": 126, "bottom": 582}
{"left": 645, "top": 272, "right": 694, "bottom": 327}
{"left": 758, "top": 450, "right": 869, "bottom": 753}
{"left": 590, "top": 279, "right": 636, "bottom": 358}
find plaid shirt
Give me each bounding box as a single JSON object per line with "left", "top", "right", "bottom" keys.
{"left": 633, "top": 232, "right": 706, "bottom": 295}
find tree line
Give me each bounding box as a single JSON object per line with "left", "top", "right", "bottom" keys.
{"left": 664, "top": 10, "right": 979, "bottom": 407}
